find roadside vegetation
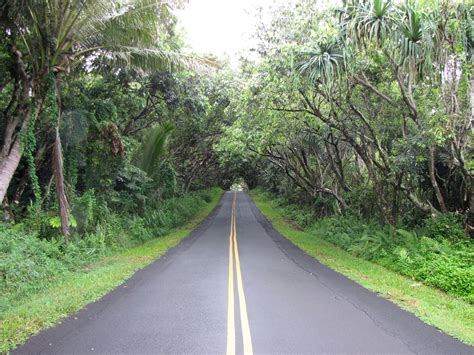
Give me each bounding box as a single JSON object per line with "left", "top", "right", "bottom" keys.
{"left": 1, "top": 0, "right": 473, "bottom": 350}
{"left": 0, "top": 189, "right": 222, "bottom": 317}
{"left": 253, "top": 189, "right": 473, "bottom": 302}
{"left": 251, "top": 189, "right": 474, "bottom": 345}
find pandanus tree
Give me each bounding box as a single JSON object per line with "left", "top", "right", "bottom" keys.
{"left": 294, "top": 0, "right": 473, "bottom": 223}
{"left": 346, "top": 0, "right": 473, "bottom": 217}
{"left": 346, "top": 0, "right": 399, "bottom": 45}
{"left": 297, "top": 39, "right": 345, "bottom": 85}
{"left": 0, "top": 0, "right": 188, "bottom": 237}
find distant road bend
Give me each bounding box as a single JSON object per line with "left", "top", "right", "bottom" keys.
{"left": 15, "top": 191, "right": 473, "bottom": 354}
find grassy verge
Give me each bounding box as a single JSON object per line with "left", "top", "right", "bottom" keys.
{"left": 0, "top": 188, "right": 223, "bottom": 353}
{"left": 250, "top": 189, "right": 474, "bottom": 345}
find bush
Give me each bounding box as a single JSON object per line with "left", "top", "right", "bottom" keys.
{"left": 422, "top": 213, "right": 468, "bottom": 243}
{"left": 0, "top": 226, "right": 109, "bottom": 309}
{"left": 202, "top": 192, "right": 212, "bottom": 203}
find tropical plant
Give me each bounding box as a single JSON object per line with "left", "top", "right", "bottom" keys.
{"left": 347, "top": 0, "right": 398, "bottom": 45}
{"left": 135, "top": 122, "right": 174, "bottom": 177}
{"left": 297, "top": 40, "right": 345, "bottom": 84}
{"left": 397, "top": 4, "right": 438, "bottom": 76}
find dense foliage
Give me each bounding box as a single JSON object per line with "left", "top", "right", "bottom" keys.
{"left": 0, "top": 0, "right": 232, "bottom": 321}
{"left": 0, "top": 1, "right": 232, "bottom": 232}
{"left": 219, "top": 0, "right": 474, "bottom": 231}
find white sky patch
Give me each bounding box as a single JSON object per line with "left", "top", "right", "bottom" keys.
{"left": 176, "top": 0, "right": 291, "bottom": 62}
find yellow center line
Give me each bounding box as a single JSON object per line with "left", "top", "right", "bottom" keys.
{"left": 233, "top": 193, "right": 254, "bottom": 355}
{"left": 227, "top": 192, "right": 253, "bottom": 355}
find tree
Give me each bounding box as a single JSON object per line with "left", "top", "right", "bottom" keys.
{"left": 0, "top": 0, "right": 186, "bottom": 236}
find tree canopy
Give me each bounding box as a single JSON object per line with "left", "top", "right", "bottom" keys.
{"left": 0, "top": 0, "right": 473, "bottom": 233}
{"left": 218, "top": 0, "right": 474, "bottom": 229}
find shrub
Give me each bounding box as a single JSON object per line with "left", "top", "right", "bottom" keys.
{"left": 202, "top": 193, "right": 212, "bottom": 203}
{"left": 422, "top": 213, "right": 468, "bottom": 243}
{"left": 0, "top": 226, "right": 113, "bottom": 304}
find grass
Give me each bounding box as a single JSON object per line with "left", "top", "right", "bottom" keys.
{"left": 250, "top": 189, "right": 474, "bottom": 346}
{"left": 0, "top": 188, "right": 223, "bottom": 353}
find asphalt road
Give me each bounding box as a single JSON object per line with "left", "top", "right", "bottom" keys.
{"left": 15, "top": 191, "right": 473, "bottom": 354}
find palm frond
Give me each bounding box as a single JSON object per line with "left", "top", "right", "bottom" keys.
{"left": 91, "top": 46, "right": 221, "bottom": 73}
{"left": 7, "top": 0, "right": 208, "bottom": 75}
{"left": 135, "top": 122, "right": 174, "bottom": 177}
{"left": 344, "top": 0, "right": 399, "bottom": 46}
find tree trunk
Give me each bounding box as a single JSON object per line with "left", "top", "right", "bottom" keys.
{"left": 2, "top": 197, "right": 14, "bottom": 223}
{"left": 184, "top": 174, "right": 195, "bottom": 194}
{"left": 0, "top": 46, "right": 33, "bottom": 203}
{"left": 51, "top": 71, "right": 71, "bottom": 239}
{"left": 0, "top": 93, "right": 47, "bottom": 204}
{"left": 53, "top": 128, "right": 70, "bottom": 238}
{"left": 428, "top": 145, "right": 447, "bottom": 213}
{"left": 0, "top": 137, "right": 23, "bottom": 203}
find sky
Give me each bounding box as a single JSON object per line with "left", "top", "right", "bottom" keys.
{"left": 176, "top": 0, "right": 289, "bottom": 61}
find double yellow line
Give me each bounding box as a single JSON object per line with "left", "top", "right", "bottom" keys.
{"left": 227, "top": 192, "right": 253, "bottom": 355}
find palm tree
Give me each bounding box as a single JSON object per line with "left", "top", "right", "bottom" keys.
{"left": 343, "top": 0, "right": 439, "bottom": 77}
{"left": 342, "top": 0, "right": 450, "bottom": 214}
{"left": 0, "top": 0, "right": 190, "bottom": 236}
{"left": 397, "top": 4, "right": 439, "bottom": 78}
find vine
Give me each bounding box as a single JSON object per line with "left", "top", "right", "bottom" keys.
{"left": 21, "top": 73, "right": 60, "bottom": 208}
{"left": 21, "top": 100, "right": 42, "bottom": 206}
{"left": 45, "top": 73, "right": 59, "bottom": 126}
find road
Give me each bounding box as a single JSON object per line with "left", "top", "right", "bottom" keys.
{"left": 15, "top": 191, "right": 472, "bottom": 354}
